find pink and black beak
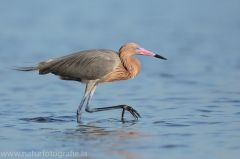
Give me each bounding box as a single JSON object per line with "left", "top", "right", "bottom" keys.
{"left": 136, "top": 48, "right": 167, "bottom": 60}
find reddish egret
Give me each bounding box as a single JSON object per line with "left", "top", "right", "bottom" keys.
{"left": 17, "top": 42, "right": 167, "bottom": 122}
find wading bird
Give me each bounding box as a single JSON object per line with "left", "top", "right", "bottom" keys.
{"left": 17, "top": 42, "right": 167, "bottom": 122}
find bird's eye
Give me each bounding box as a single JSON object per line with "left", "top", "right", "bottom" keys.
{"left": 136, "top": 48, "right": 141, "bottom": 51}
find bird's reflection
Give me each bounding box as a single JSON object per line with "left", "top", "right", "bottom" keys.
{"left": 75, "top": 118, "right": 138, "bottom": 135}
{"left": 70, "top": 121, "right": 143, "bottom": 159}
{"left": 62, "top": 116, "right": 142, "bottom": 139}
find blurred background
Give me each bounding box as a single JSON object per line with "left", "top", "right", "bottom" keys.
{"left": 1, "top": 1, "right": 240, "bottom": 159}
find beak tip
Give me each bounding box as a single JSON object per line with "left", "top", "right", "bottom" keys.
{"left": 154, "top": 54, "right": 167, "bottom": 60}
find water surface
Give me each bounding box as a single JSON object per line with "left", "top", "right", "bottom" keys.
{"left": 1, "top": 1, "right": 240, "bottom": 159}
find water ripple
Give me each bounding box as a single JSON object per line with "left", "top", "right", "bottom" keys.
{"left": 161, "top": 144, "right": 188, "bottom": 149}
{"left": 20, "top": 117, "right": 74, "bottom": 123}
{"left": 152, "top": 121, "right": 190, "bottom": 127}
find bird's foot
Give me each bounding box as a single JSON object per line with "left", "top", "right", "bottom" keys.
{"left": 76, "top": 110, "right": 82, "bottom": 123}
{"left": 121, "top": 105, "right": 141, "bottom": 119}
{"left": 77, "top": 114, "right": 82, "bottom": 123}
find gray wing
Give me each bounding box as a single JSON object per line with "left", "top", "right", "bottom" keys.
{"left": 38, "top": 49, "right": 123, "bottom": 81}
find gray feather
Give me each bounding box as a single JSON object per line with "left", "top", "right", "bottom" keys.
{"left": 37, "top": 49, "right": 122, "bottom": 81}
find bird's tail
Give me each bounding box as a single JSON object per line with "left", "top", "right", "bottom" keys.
{"left": 13, "top": 66, "right": 39, "bottom": 72}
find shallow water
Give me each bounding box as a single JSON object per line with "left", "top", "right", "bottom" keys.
{"left": 1, "top": 1, "right": 240, "bottom": 159}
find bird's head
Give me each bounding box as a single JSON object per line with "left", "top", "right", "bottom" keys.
{"left": 119, "top": 42, "right": 167, "bottom": 60}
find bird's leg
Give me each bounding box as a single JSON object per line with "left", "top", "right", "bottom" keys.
{"left": 77, "top": 89, "right": 89, "bottom": 116}
{"left": 77, "top": 81, "right": 96, "bottom": 122}
{"left": 85, "top": 85, "right": 97, "bottom": 112}
{"left": 76, "top": 91, "right": 89, "bottom": 123}
{"left": 86, "top": 104, "right": 141, "bottom": 119}
{"left": 85, "top": 89, "right": 141, "bottom": 120}
{"left": 83, "top": 83, "right": 141, "bottom": 120}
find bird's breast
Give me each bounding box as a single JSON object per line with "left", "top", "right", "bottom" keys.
{"left": 100, "top": 67, "right": 130, "bottom": 83}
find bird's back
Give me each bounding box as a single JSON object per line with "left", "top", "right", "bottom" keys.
{"left": 38, "top": 49, "right": 123, "bottom": 82}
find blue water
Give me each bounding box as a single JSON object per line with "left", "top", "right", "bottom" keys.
{"left": 1, "top": 1, "right": 240, "bottom": 159}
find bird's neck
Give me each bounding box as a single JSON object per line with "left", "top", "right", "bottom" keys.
{"left": 120, "top": 52, "right": 141, "bottom": 79}
{"left": 100, "top": 52, "right": 141, "bottom": 83}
